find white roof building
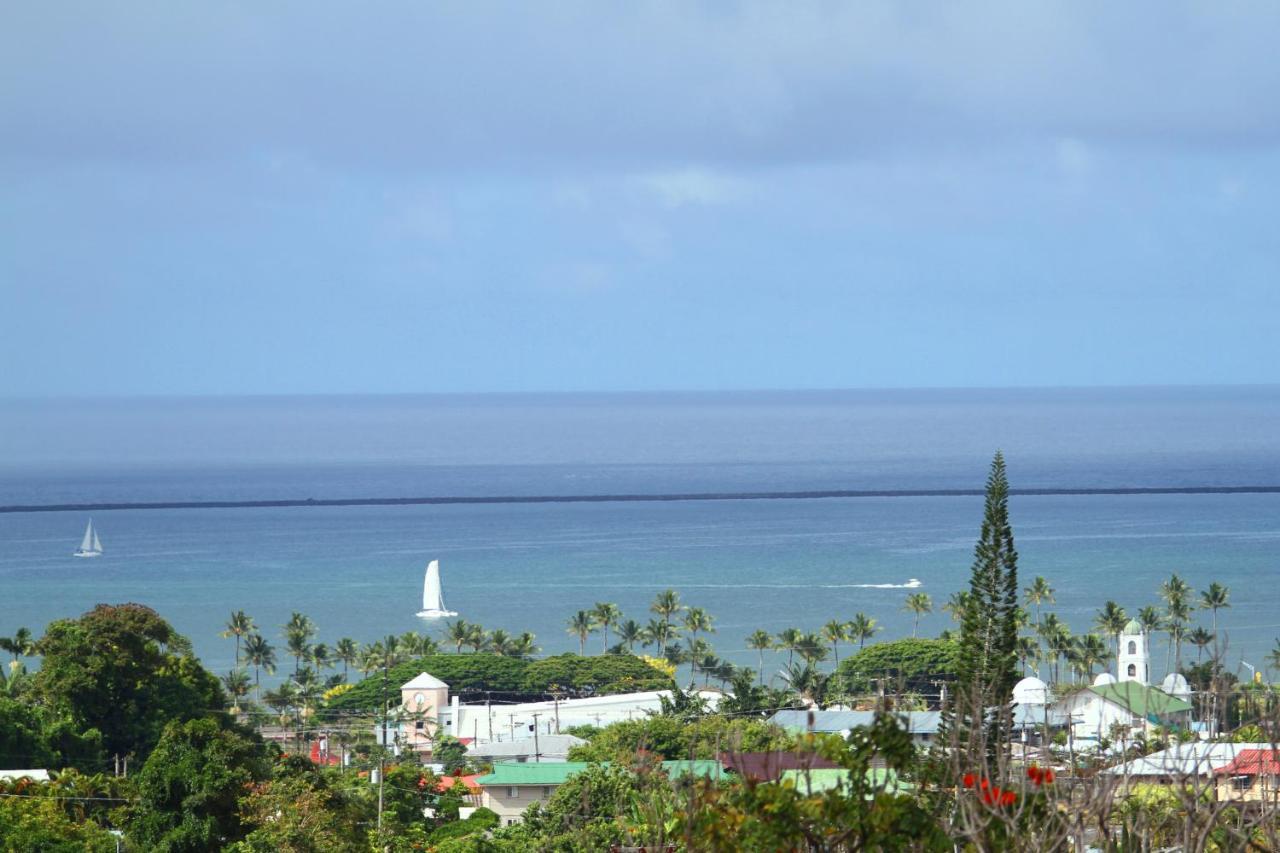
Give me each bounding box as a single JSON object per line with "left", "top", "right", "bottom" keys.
{"left": 1101, "top": 742, "right": 1275, "bottom": 782}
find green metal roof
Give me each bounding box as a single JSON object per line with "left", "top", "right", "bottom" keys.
{"left": 1122, "top": 619, "right": 1143, "bottom": 635}
{"left": 778, "top": 768, "right": 911, "bottom": 796}
{"left": 476, "top": 760, "right": 724, "bottom": 787}
{"left": 1088, "top": 683, "right": 1192, "bottom": 717}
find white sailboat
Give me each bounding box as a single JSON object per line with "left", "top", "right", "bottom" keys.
{"left": 74, "top": 520, "right": 103, "bottom": 558}
{"left": 416, "top": 559, "right": 457, "bottom": 618}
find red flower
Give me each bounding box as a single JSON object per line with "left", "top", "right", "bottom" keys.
{"left": 962, "top": 773, "right": 976, "bottom": 789}
{"left": 980, "top": 778, "right": 990, "bottom": 790}
{"left": 1027, "top": 765, "right": 1042, "bottom": 783}
{"left": 981, "top": 791, "right": 994, "bottom": 805}
{"left": 1001, "top": 790, "right": 1017, "bottom": 806}
{"left": 1043, "top": 769, "right": 1055, "bottom": 784}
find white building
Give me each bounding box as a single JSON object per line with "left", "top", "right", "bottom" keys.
{"left": 388, "top": 670, "right": 721, "bottom": 754}
{"left": 1118, "top": 619, "right": 1149, "bottom": 684}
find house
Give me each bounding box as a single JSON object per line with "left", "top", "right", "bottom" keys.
{"left": 1054, "top": 682, "right": 1193, "bottom": 745}
{"left": 718, "top": 750, "right": 839, "bottom": 781}
{"left": 474, "top": 760, "right": 724, "bottom": 825}
{"left": 390, "top": 670, "right": 721, "bottom": 756}
{"left": 1100, "top": 742, "right": 1274, "bottom": 786}
{"left": 467, "top": 734, "right": 585, "bottom": 763}
{"left": 1215, "top": 750, "right": 1280, "bottom": 803}
{"left": 767, "top": 710, "right": 942, "bottom": 747}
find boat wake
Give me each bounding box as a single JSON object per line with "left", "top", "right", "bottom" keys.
{"left": 848, "top": 578, "right": 923, "bottom": 589}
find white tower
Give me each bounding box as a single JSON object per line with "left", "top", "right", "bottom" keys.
{"left": 1117, "top": 619, "right": 1149, "bottom": 685}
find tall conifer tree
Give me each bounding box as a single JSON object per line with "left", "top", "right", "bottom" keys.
{"left": 950, "top": 451, "right": 1020, "bottom": 767}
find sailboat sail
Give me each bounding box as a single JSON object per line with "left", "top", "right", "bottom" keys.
{"left": 74, "top": 520, "right": 103, "bottom": 557}
{"left": 417, "top": 559, "right": 457, "bottom": 618}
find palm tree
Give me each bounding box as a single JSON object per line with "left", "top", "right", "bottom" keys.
{"left": 616, "top": 619, "right": 644, "bottom": 652}
{"left": 334, "top": 638, "right": 359, "bottom": 679}
{"left": 242, "top": 633, "right": 276, "bottom": 700}
{"left": 847, "top": 613, "right": 878, "bottom": 650}
{"left": 220, "top": 611, "right": 256, "bottom": 668}
{"left": 1200, "top": 582, "right": 1230, "bottom": 644}
{"left": 942, "top": 591, "right": 970, "bottom": 624}
{"left": 1016, "top": 635, "right": 1040, "bottom": 676}
{"left": 567, "top": 610, "right": 594, "bottom": 655}
{"left": 282, "top": 612, "right": 316, "bottom": 675}
{"left": 780, "top": 662, "right": 829, "bottom": 707}
{"left": 746, "top": 630, "right": 773, "bottom": 685}
{"left": 682, "top": 608, "right": 715, "bottom": 648}
{"left": 464, "top": 624, "right": 488, "bottom": 653}
{"left": 445, "top": 620, "right": 471, "bottom": 654}
{"left": 651, "top": 590, "right": 684, "bottom": 633}
{"left": 1165, "top": 598, "right": 1193, "bottom": 675}
{"left": 775, "top": 628, "right": 803, "bottom": 668}
{"left": 1136, "top": 605, "right": 1163, "bottom": 640}
{"left": 821, "top": 620, "right": 848, "bottom": 666}
{"left": 222, "top": 669, "right": 252, "bottom": 714}
{"left": 1268, "top": 639, "right": 1280, "bottom": 677}
{"left": 1074, "top": 634, "right": 1109, "bottom": 680}
{"left": 1024, "top": 577, "right": 1055, "bottom": 624}
{"left": 795, "top": 633, "right": 829, "bottom": 667}
{"left": 1188, "top": 627, "right": 1214, "bottom": 664}
{"left": 308, "top": 643, "right": 331, "bottom": 672}
{"left": 0, "top": 628, "right": 33, "bottom": 673}
{"left": 592, "top": 602, "right": 623, "bottom": 653}
{"left": 902, "top": 593, "right": 932, "bottom": 638}
{"left": 488, "top": 629, "right": 514, "bottom": 656}
{"left": 1094, "top": 601, "right": 1129, "bottom": 661}
{"left": 513, "top": 632, "right": 539, "bottom": 658}
{"left": 642, "top": 617, "right": 678, "bottom": 651}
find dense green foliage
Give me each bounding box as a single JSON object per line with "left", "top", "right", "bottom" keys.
{"left": 326, "top": 652, "right": 672, "bottom": 712}
{"left": 568, "top": 715, "right": 791, "bottom": 762}
{"left": 35, "top": 604, "right": 225, "bottom": 763}
{"left": 838, "top": 638, "right": 960, "bottom": 695}
{"left": 126, "top": 716, "right": 271, "bottom": 851}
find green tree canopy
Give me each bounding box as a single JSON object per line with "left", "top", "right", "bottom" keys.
{"left": 837, "top": 638, "right": 961, "bottom": 696}
{"left": 34, "top": 603, "right": 225, "bottom": 762}
{"left": 126, "top": 716, "right": 271, "bottom": 851}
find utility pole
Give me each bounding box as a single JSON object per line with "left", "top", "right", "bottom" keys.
{"left": 552, "top": 691, "right": 561, "bottom": 734}
{"left": 377, "top": 658, "right": 388, "bottom": 836}
{"left": 508, "top": 714, "right": 515, "bottom": 741}
{"left": 531, "top": 713, "right": 541, "bottom": 762}
{"left": 486, "top": 692, "right": 493, "bottom": 741}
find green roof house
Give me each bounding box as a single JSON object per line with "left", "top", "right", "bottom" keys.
{"left": 1054, "top": 681, "right": 1193, "bottom": 745}
{"left": 475, "top": 760, "right": 724, "bottom": 825}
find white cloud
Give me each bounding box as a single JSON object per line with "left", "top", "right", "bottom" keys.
{"left": 636, "top": 168, "right": 752, "bottom": 208}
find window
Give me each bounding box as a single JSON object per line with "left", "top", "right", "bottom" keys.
{"left": 508, "top": 787, "right": 519, "bottom": 799}
{"left": 543, "top": 786, "right": 554, "bottom": 797}
{"left": 507, "top": 819, "right": 518, "bottom": 826}
{"left": 1127, "top": 664, "right": 1136, "bottom": 677}
{"left": 1232, "top": 775, "right": 1254, "bottom": 791}
{"left": 1127, "top": 640, "right": 1137, "bottom": 655}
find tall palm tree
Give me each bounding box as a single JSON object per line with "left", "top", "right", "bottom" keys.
{"left": 821, "top": 620, "right": 848, "bottom": 666}
{"left": 513, "top": 632, "right": 539, "bottom": 658}
{"left": 307, "top": 642, "right": 331, "bottom": 673}
{"left": 334, "top": 638, "right": 359, "bottom": 679}
{"left": 464, "top": 624, "right": 488, "bottom": 653}
{"left": 1024, "top": 576, "right": 1055, "bottom": 624}
{"left": 795, "top": 633, "right": 829, "bottom": 667}
{"left": 1165, "top": 598, "right": 1193, "bottom": 675}
{"left": 642, "top": 617, "right": 678, "bottom": 651}
{"left": 1074, "top": 634, "right": 1109, "bottom": 680}
{"left": 1268, "top": 639, "right": 1280, "bottom": 678}
{"left": 846, "top": 613, "right": 878, "bottom": 650}
{"left": 220, "top": 611, "right": 256, "bottom": 668}
{"left": 0, "top": 628, "right": 33, "bottom": 673}
{"left": 1016, "top": 635, "right": 1040, "bottom": 676}
{"left": 282, "top": 612, "right": 316, "bottom": 675}
{"left": 242, "top": 633, "right": 276, "bottom": 701}
{"left": 488, "top": 629, "right": 514, "bottom": 656}
{"left": 1136, "top": 605, "right": 1163, "bottom": 640}
{"left": 592, "top": 602, "right": 623, "bottom": 653}
{"left": 942, "top": 591, "right": 970, "bottom": 624}
{"left": 445, "top": 620, "right": 471, "bottom": 654}
{"left": 1188, "top": 627, "right": 1214, "bottom": 664}
{"left": 902, "top": 593, "right": 933, "bottom": 638}
{"left": 567, "top": 610, "right": 594, "bottom": 655}
{"left": 651, "top": 590, "right": 684, "bottom": 633}
{"left": 1094, "top": 601, "right": 1129, "bottom": 662}
{"left": 1200, "top": 582, "right": 1230, "bottom": 644}
{"left": 682, "top": 608, "right": 715, "bottom": 649}
{"left": 775, "top": 628, "right": 803, "bottom": 669}
{"left": 616, "top": 619, "right": 644, "bottom": 653}
{"left": 746, "top": 630, "right": 773, "bottom": 685}
{"left": 222, "top": 669, "right": 251, "bottom": 714}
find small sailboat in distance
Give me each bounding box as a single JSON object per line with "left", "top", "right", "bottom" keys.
{"left": 416, "top": 559, "right": 457, "bottom": 618}
{"left": 74, "top": 519, "right": 103, "bottom": 558}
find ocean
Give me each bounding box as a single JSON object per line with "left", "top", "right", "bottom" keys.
{"left": 2, "top": 387, "right": 1278, "bottom": 681}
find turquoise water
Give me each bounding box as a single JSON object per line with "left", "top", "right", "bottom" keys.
{"left": 1, "top": 388, "right": 1278, "bottom": 680}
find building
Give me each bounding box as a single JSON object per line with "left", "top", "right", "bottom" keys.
{"left": 767, "top": 710, "right": 941, "bottom": 747}
{"left": 474, "top": 760, "right": 724, "bottom": 826}
{"left": 1100, "top": 742, "right": 1274, "bottom": 785}
{"left": 467, "top": 734, "right": 585, "bottom": 763}
{"left": 389, "top": 670, "right": 720, "bottom": 756}
{"left": 718, "top": 750, "right": 839, "bottom": 781}
{"left": 1118, "top": 619, "right": 1149, "bottom": 685}
{"left": 1214, "top": 749, "right": 1280, "bottom": 803}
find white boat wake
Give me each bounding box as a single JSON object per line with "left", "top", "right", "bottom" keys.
{"left": 847, "top": 578, "right": 923, "bottom": 589}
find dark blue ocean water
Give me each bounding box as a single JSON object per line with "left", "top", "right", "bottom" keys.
{"left": 2, "top": 387, "right": 1278, "bottom": 680}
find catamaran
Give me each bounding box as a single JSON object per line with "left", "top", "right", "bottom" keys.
{"left": 416, "top": 559, "right": 457, "bottom": 618}
{"left": 74, "top": 520, "right": 103, "bottom": 558}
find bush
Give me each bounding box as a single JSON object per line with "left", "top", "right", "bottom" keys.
{"left": 522, "top": 654, "right": 675, "bottom": 697}
{"left": 568, "top": 715, "right": 791, "bottom": 762}
{"left": 837, "top": 638, "right": 960, "bottom": 697}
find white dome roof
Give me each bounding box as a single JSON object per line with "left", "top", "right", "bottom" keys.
{"left": 1161, "top": 673, "right": 1191, "bottom": 698}
{"left": 1093, "top": 672, "right": 1117, "bottom": 686}
{"left": 1013, "top": 676, "right": 1053, "bottom": 705}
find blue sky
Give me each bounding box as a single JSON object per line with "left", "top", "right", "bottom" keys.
{"left": 2, "top": 2, "right": 1278, "bottom": 395}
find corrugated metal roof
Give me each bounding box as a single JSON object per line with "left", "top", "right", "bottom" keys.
{"left": 1101, "top": 743, "right": 1274, "bottom": 778}
{"left": 476, "top": 759, "right": 724, "bottom": 786}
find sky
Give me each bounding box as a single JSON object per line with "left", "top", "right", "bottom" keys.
{"left": 2, "top": 1, "right": 1279, "bottom": 396}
